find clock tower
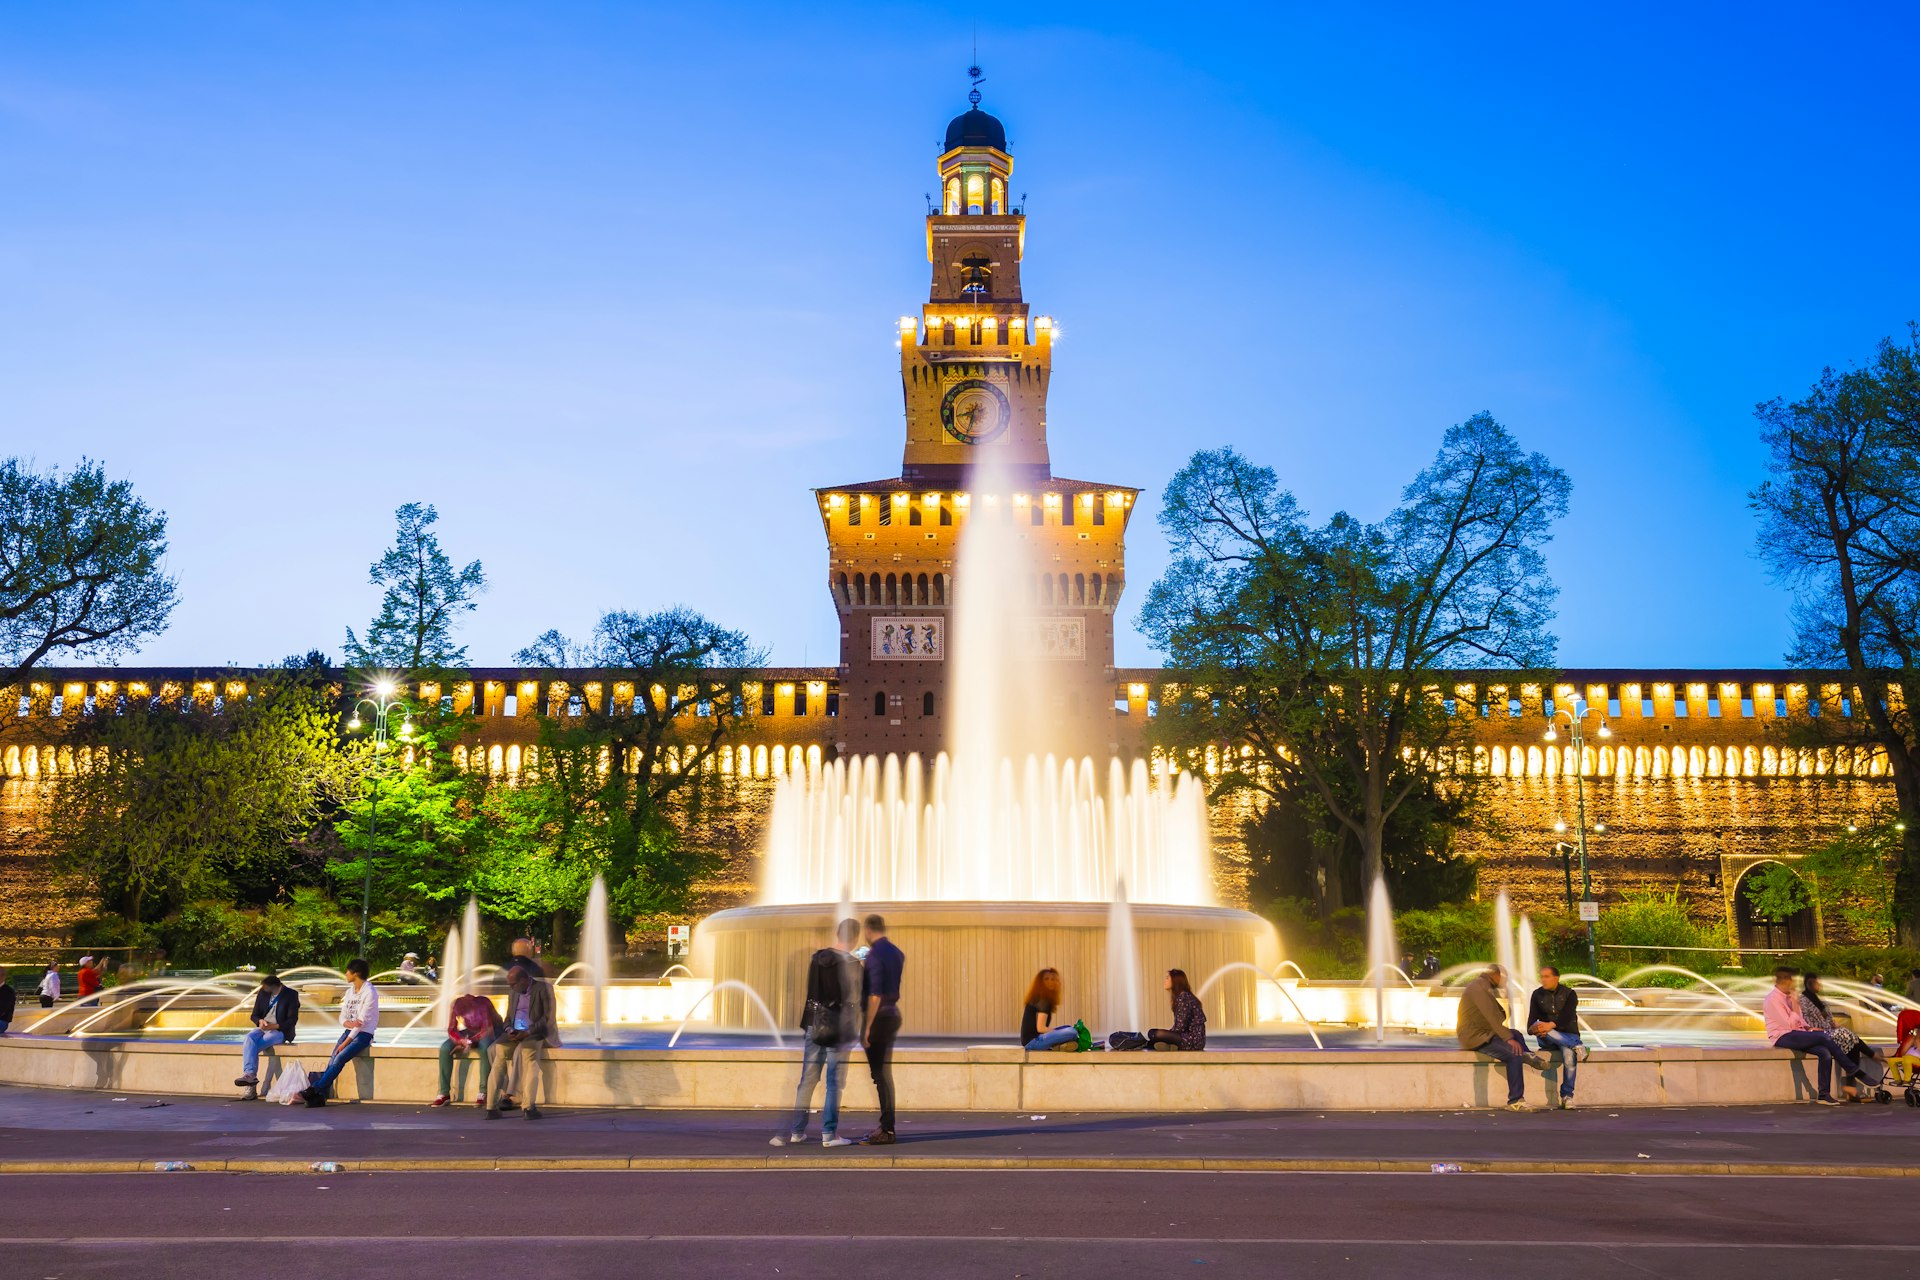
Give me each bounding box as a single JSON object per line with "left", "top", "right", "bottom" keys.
{"left": 817, "top": 82, "right": 1137, "bottom": 761}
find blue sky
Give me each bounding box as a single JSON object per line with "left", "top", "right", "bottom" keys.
{"left": 4, "top": 3, "right": 1916, "bottom": 670}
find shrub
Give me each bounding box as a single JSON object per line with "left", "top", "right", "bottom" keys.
{"left": 1594, "top": 889, "right": 1728, "bottom": 976}
{"left": 151, "top": 889, "right": 430, "bottom": 972}
{"left": 1738, "top": 945, "right": 1920, "bottom": 984}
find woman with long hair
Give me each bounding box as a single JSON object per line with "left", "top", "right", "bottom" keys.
{"left": 1801, "top": 973, "right": 1876, "bottom": 1087}
{"left": 1147, "top": 968, "right": 1207, "bottom": 1050}
{"left": 1022, "top": 967, "right": 1078, "bottom": 1051}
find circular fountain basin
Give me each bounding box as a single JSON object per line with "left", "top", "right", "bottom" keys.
{"left": 693, "top": 900, "right": 1280, "bottom": 1036}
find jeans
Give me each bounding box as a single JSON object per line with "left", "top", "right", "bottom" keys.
{"left": 241, "top": 1028, "right": 285, "bottom": 1078}
{"left": 437, "top": 1034, "right": 496, "bottom": 1099}
{"left": 309, "top": 1031, "right": 374, "bottom": 1096}
{"left": 787, "top": 1039, "right": 849, "bottom": 1137}
{"left": 1475, "top": 1031, "right": 1529, "bottom": 1104}
{"left": 486, "top": 1037, "right": 547, "bottom": 1112}
{"left": 1775, "top": 1029, "right": 1855, "bottom": 1098}
{"left": 866, "top": 1007, "right": 902, "bottom": 1134}
{"left": 1535, "top": 1029, "right": 1582, "bottom": 1098}
{"left": 1025, "top": 1025, "right": 1078, "bottom": 1051}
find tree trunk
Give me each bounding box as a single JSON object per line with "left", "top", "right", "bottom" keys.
{"left": 551, "top": 909, "right": 570, "bottom": 957}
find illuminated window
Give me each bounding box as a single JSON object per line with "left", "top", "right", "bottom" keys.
{"left": 825, "top": 692, "right": 839, "bottom": 717}
{"left": 760, "top": 687, "right": 775, "bottom": 716}
{"left": 849, "top": 502, "right": 862, "bottom": 526}
{"left": 794, "top": 686, "right": 809, "bottom": 716}
{"left": 878, "top": 500, "right": 891, "bottom": 526}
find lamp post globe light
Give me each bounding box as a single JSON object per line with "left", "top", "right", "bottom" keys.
{"left": 348, "top": 677, "right": 413, "bottom": 955}
{"left": 1544, "top": 700, "right": 1610, "bottom": 972}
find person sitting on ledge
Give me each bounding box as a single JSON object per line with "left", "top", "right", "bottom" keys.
{"left": 1765, "top": 965, "right": 1855, "bottom": 1105}
{"left": 1021, "top": 968, "right": 1078, "bottom": 1051}
{"left": 486, "top": 961, "right": 554, "bottom": 1121}
{"left": 234, "top": 973, "right": 301, "bottom": 1098}
{"left": 1526, "top": 965, "right": 1587, "bottom": 1110}
{"left": 1146, "top": 969, "right": 1206, "bottom": 1050}
{"left": 1457, "top": 963, "right": 1548, "bottom": 1111}
{"left": 433, "top": 988, "right": 503, "bottom": 1108}
{"left": 301, "top": 958, "right": 378, "bottom": 1107}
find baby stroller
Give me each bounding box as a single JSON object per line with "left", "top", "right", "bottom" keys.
{"left": 1894, "top": 1009, "right": 1920, "bottom": 1109}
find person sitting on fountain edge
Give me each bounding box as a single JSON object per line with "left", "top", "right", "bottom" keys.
{"left": 1457, "top": 963, "right": 1548, "bottom": 1110}
{"left": 1021, "top": 968, "right": 1078, "bottom": 1051}
{"left": 433, "top": 986, "right": 504, "bottom": 1108}
{"left": 774, "top": 917, "right": 863, "bottom": 1148}
{"left": 301, "top": 958, "right": 377, "bottom": 1107}
{"left": 1526, "top": 966, "right": 1587, "bottom": 1109}
{"left": 1764, "top": 966, "right": 1857, "bottom": 1105}
{"left": 234, "top": 973, "right": 301, "bottom": 1098}
{"left": 486, "top": 961, "right": 554, "bottom": 1121}
{"left": 1146, "top": 969, "right": 1206, "bottom": 1050}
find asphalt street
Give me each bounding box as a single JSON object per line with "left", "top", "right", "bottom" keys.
{"left": 4, "top": 1168, "right": 1913, "bottom": 1279}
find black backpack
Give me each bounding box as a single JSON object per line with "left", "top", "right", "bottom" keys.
{"left": 1107, "top": 1031, "right": 1150, "bottom": 1052}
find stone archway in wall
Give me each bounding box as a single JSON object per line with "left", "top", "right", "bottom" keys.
{"left": 1730, "top": 859, "right": 1819, "bottom": 951}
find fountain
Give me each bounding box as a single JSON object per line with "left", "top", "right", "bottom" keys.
{"left": 1516, "top": 913, "right": 1539, "bottom": 1013}
{"left": 1365, "top": 876, "right": 1397, "bottom": 1043}
{"left": 581, "top": 873, "right": 611, "bottom": 1043}
{"left": 460, "top": 896, "right": 480, "bottom": 993}
{"left": 1105, "top": 877, "right": 1144, "bottom": 1034}
{"left": 693, "top": 449, "right": 1277, "bottom": 1036}
{"left": 1493, "top": 890, "right": 1523, "bottom": 1028}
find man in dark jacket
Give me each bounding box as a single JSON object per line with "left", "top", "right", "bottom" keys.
{"left": 1526, "top": 966, "right": 1587, "bottom": 1108}
{"left": 773, "top": 918, "right": 863, "bottom": 1149}
{"left": 486, "top": 963, "right": 555, "bottom": 1120}
{"left": 235, "top": 974, "right": 301, "bottom": 1097}
{"left": 0, "top": 967, "right": 15, "bottom": 1034}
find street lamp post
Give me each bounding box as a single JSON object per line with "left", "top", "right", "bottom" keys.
{"left": 348, "top": 678, "right": 411, "bottom": 956}
{"left": 1546, "top": 700, "right": 1610, "bottom": 973}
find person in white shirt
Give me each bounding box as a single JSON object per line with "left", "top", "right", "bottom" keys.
{"left": 301, "top": 958, "right": 379, "bottom": 1106}
{"left": 37, "top": 962, "right": 59, "bottom": 1008}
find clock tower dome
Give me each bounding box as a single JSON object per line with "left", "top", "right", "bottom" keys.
{"left": 816, "top": 81, "right": 1138, "bottom": 761}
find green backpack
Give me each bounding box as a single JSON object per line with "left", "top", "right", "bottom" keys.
{"left": 1074, "top": 1019, "right": 1092, "bottom": 1051}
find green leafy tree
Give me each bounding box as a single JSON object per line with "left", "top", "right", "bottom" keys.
{"left": 327, "top": 709, "right": 485, "bottom": 931}
{"left": 44, "top": 674, "right": 351, "bottom": 921}
{"left": 0, "top": 457, "right": 176, "bottom": 690}
{"left": 344, "top": 502, "right": 487, "bottom": 671}
{"left": 1140, "top": 415, "right": 1570, "bottom": 912}
{"left": 1751, "top": 325, "right": 1920, "bottom": 940}
{"left": 507, "top": 606, "right": 764, "bottom": 931}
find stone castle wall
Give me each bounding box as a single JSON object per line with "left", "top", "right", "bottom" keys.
{"left": 0, "top": 665, "right": 1889, "bottom": 950}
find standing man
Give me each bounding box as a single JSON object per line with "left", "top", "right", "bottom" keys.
{"left": 301, "top": 958, "right": 379, "bottom": 1107}
{"left": 486, "top": 963, "right": 554, "bottom": 1121}
{"left": 1456, "top": 963, "right": 1547, "bottom": 1111}
{"left": 774, "top": 918, "right": 862, "bottom": 1148}
{"left": 859, "top": 913, "right": 904, "bottom": 1146}
{"left": 1526, "top": 966, "right": 1587, "bottom": 1108}
{"left": 1765, "top": 965, "right": 1853, "bottom": 1105}
{"left": 76, "top": 957, "right": 103, "bottom": 1001}
{"left": 0, "top": 967, "right": 16, "bottom": 1034}
{"left": 234, "top": 974, "right": 301, "bottom": 1098}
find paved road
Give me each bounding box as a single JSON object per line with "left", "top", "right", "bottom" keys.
{"left": 5, "top": 1168, "right": 1914, "bottom": 1278}
{"left": 1, "top": 1083, "right": 1917, "bottom": 1170}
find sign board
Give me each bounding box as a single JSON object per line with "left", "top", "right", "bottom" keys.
{"left": 1577, "top": 901, "right": 1600, "bottom": 922}
{"left": 666, "top": 924, "right": 690, "bottom": 957}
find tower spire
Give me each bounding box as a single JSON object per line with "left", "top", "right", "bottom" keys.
{"left": 967, "top": 60, "right": 983, "bottom": 109}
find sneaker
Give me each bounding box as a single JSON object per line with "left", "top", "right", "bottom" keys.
{"left": 1578, "top": 1044, "right": 1592, "bottom": 1063}
{"left": 473, "top": 1097, "right": 488, "bottom": 1109}
{"left": 499, "top": 1098, "right": 520, "bottom": 1113}
{"left": 485, "top": 1108, "right": 501, "bottom": 1120}
{"left": 1815, "top": 1095, "right": 1843, "bottom": 1106}
{"left": 234, "top": 1075, "right": 258, "bottom": 1088}
{"left": 1559, "top": 1096, "right": 1576, "bottom": 1109}
{"left": 861, "top": 1130, "right": 897, "bottom": 1145}
{"left": 523, "top": 1106, "right": 542, "bottom": 1121}
{"left": 1505, "top": 1100, "right": 1530, "bottom": 1112}
{"left": 822, "top": 1135, "right": 855, "bottom": 1148}
{"left": 240, "top": 1086, "right": 258, "bottom": 1102}
{"left": 429, "top": 1095, "right": 451, "bottom": 1108}
{"left": 301, "top": 1088, "right": 327, "bottom": 1108}
{"left": 769, "top": 1132, "right": 806, "bottom": 1147}
{"left": 1523, "top": 1052, "right": 1550, "bottom": 1070}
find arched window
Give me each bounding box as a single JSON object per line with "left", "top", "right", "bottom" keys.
{"left": 916, "top": 573, "right": 929, "bottom": 604}
{"left": 836, "top": 572, "right": 850, "bottom": 605}
{"left": 934, "top": 574, "right": 948, "bottom": 605}
{"left": 873, "top": 690, "right": 887, "bottom": 716}
{"left": 966, "top": 173, "right": 984, "bottom": 214}
{"left": 1074, "top": 573, "right": 1086, "bottom": 605}
{"left": 945, "top": 177, "right": 960, "bottom": 215}
{"left": 885, "top": 573, "right": 897, "bottom": 606}
{"left": 923, "top": 691, "right": 935, "bottom": 716}
{"left": 990, "top": 178, "right": 1004, "bottom": 214}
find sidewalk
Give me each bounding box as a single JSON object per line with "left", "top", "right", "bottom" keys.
{"left": 0, "top": 1083, "right": 1915, "bottom": 1176}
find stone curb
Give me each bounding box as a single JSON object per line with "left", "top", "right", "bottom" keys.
{"left": 0, "top": 1156, "right": 1913, "bottom": 1178}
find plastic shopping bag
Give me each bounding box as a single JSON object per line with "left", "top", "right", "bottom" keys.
{"left": 267, "top": 1061, "right": 310, "bottom": 1105}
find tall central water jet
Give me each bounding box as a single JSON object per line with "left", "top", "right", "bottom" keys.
{"left": 1366, "top": 876, "right": 1397, "bottom": 1042}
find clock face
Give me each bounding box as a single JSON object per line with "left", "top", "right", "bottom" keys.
{"left": 940, "top": 378, "right": 1012, "bottom": 445}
